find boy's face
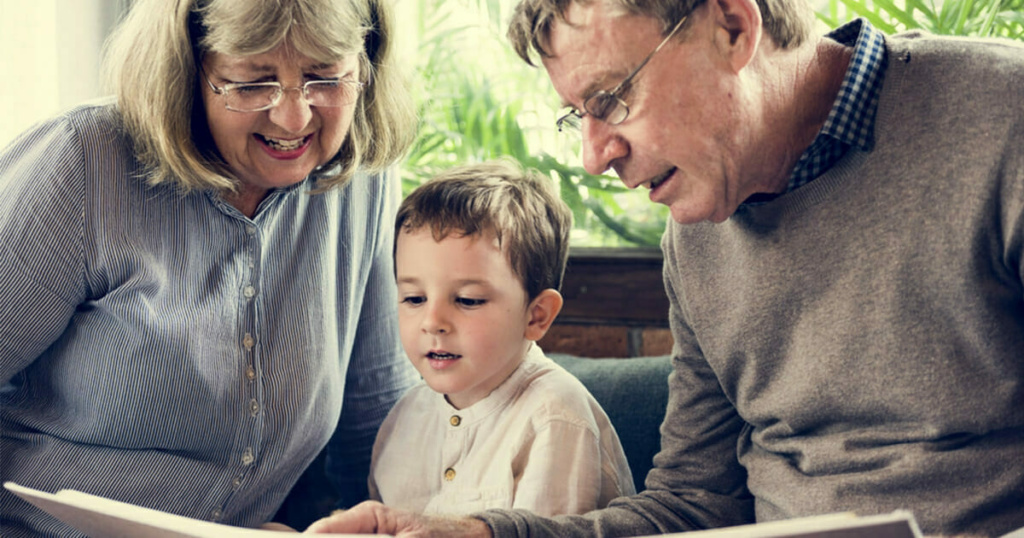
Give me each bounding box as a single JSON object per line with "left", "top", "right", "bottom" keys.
{"left": 396, "top": 227, "right": 534, "bottom": 409}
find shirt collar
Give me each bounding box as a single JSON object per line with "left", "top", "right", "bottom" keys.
{"left": 742, "top": 19, "right": 887, "bottom": 205}
{"left": 819, "top": 18, "right": 887, "bottom": 152}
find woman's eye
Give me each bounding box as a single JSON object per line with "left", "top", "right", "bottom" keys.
{"left": 308, "top": 77, "right": 342, "bottom": 88}
{"left": 235, "top": 84, "right": 272, "bottom": 94}
{"left": 456, "top": 297, "right": 485, "bottom": 307}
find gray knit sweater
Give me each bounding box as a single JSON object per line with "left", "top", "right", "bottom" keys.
{"left": 478, "top": 30, "right": 1024, "bottom": 538}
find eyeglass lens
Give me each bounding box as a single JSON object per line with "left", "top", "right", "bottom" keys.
{"left": 585, "top": 93, "right": 627, "bottom": 123}
{"left": 225, "top": 81, "right": 360, "bottom": 112}
{"left": 556, "top": 92, "right": 627, "bottom": 133}
{"left": 555, "top": 13, "right": 689, "bottom": 133}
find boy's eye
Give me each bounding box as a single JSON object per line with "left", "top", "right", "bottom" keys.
{"left": 401, "top": 296, "right": 425, "bottom": 306}
{"left": 456, "top": 297, "right": 485, "bottom": 307}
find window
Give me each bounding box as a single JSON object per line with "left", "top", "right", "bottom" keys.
{"left": 0, "top": 0, "right": 125, "bottom": 149}
{"left": 394, "top": 0, "right": 670, "bottom": 249}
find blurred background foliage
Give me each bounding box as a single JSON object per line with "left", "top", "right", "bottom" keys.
{"left": 395, "top": 0, "right": 1024, "bottom": 247}
{"left": 817, "top": 0, "right": 1023, "bottom": 38}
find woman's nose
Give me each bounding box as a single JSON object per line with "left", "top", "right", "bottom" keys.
{"left": 268, "top": 88, "right": 314, "bottom": 133}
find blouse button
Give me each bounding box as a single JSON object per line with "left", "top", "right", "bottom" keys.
{"left": 449, "top": 415, "right": 461, "bottom": 427}
{"left": 249, "top": 399, "right": 260, "bottom": 417}
{"left": 444, "top": 468, "right": 456, "bottom": 481}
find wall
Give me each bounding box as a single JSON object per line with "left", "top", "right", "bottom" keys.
{"left": 538, "top": 248, "right": 673, "bottom": 358}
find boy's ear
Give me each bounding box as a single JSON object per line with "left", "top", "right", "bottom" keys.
{"left": 524, "top": 289, "right": 563, "bottom": 342}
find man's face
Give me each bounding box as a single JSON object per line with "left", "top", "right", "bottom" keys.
{"left": 542, "top": 1, "right": 763, "bottom": 224}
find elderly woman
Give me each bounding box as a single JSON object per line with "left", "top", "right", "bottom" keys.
{"left": 0, "top": 0, "right": 417, "bottom": 535}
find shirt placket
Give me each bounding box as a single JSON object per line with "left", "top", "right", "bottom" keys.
{"left": 212, "top": 219, "right": 266, "bottom": 521}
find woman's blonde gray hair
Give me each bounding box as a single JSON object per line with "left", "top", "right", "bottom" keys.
{"left": 102, "top": 0, "right": 416, "bottom": 192}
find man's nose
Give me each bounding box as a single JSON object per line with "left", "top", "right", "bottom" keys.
{"left": 581, "top": 119, "right": 629, "bottom": 176}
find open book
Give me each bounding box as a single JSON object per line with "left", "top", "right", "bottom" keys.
{"left": 4, "top": 482, "right": 379, "bottom": 537}
{"left": 646, "top": 510, "right": 923, "bottom": 538}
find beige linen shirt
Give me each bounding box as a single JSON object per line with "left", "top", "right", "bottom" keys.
{"left": 369, "top": 345, "right": 635, "bottom": 516}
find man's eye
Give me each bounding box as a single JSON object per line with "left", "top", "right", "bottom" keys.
{"left": 456, "top": 297, "right": 485, "bottom": 307}
{"left": 401, "top": 296, "right": 425, "bottom": 306}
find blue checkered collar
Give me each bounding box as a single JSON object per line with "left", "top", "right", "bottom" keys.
{"left": 817, "top": 19, "right": 887, "bottom": 152}
{"left": 743, "top": 19, "right": 887, "bottom": 204}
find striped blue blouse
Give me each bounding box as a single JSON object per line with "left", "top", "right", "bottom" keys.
{"left": 0, "top": 103, "right": 418, "bottom": 536}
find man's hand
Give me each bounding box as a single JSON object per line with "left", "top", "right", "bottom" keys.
{"left": 303, "top": 501, "right": 493, "bottom": 537}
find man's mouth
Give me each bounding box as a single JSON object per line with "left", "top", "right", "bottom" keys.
{"left": 257, "top": 133, "right": 310, "bottom": 152}
{"left": 645, "top": 168, "right": 676, "bottom": 190}
{"left": 427, "top": 351, "right": 462, "bottom": 360}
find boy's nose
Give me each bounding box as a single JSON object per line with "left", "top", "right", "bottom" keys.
{"left": 423, "top": 308, "right": 452, "bottom": 335}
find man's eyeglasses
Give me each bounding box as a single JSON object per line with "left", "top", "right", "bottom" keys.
{"left": 556, "top": 15, "right": 689, "bottom": 133}
{"left": 203, "top": 71, "right": 365, "bottom": 113}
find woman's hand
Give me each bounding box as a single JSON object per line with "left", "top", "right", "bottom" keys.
{"left": 304, "top": 501, "right": 492, "bottom": 537}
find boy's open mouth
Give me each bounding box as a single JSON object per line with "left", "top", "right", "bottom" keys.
{"left": 427, "top": 351, "right": 462, "bottom": 360}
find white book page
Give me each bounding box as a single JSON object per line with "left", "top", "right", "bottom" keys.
{"left": 4, "top": 481, "right": 381, "bottom": 538}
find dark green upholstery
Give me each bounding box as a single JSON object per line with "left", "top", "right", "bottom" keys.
{"left": 549, "top": 353, "right": 673, "bottom": 494}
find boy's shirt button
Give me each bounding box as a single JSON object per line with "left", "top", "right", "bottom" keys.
{"left": 444, "top": 468, "right": 456, "bottom": 481}
{"left": 449, "top": 415, "right": 461, "bottom": 427}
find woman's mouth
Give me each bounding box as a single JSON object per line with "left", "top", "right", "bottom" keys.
{"left": 256, "top": 133, "right": 312, "bottom": 157}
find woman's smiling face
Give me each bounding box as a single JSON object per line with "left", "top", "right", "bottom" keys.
{"left": 200, "top": 42, "right": 360, "bottom": 203}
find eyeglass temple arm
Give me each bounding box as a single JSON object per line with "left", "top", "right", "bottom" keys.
{"left": 607, "top": 15, "right": 689, "bottom": 96}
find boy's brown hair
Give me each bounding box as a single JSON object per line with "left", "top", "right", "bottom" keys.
{"left": 396, "top": 159, "right": 572, "bottom": 301}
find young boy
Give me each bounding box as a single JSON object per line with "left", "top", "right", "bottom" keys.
{"left": 368, "top": 160, "right": 635, "bottom": 517}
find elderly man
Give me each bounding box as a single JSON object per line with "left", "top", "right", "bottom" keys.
{"left": 306, "top": 0, "right": 1024, "bottom": 536}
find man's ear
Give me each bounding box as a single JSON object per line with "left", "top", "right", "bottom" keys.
{"left": 524, "top": 289, "right": 564, "bottom": 342}
{"left": 709, "top": 0, "right": 762, "bottom": 72}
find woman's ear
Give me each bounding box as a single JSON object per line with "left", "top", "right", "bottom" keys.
{"left": 524, "top": 289, "right": 564, "bottom": 342}
{"left": 710, "top": 0, "right": 763, "bottom": 72}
